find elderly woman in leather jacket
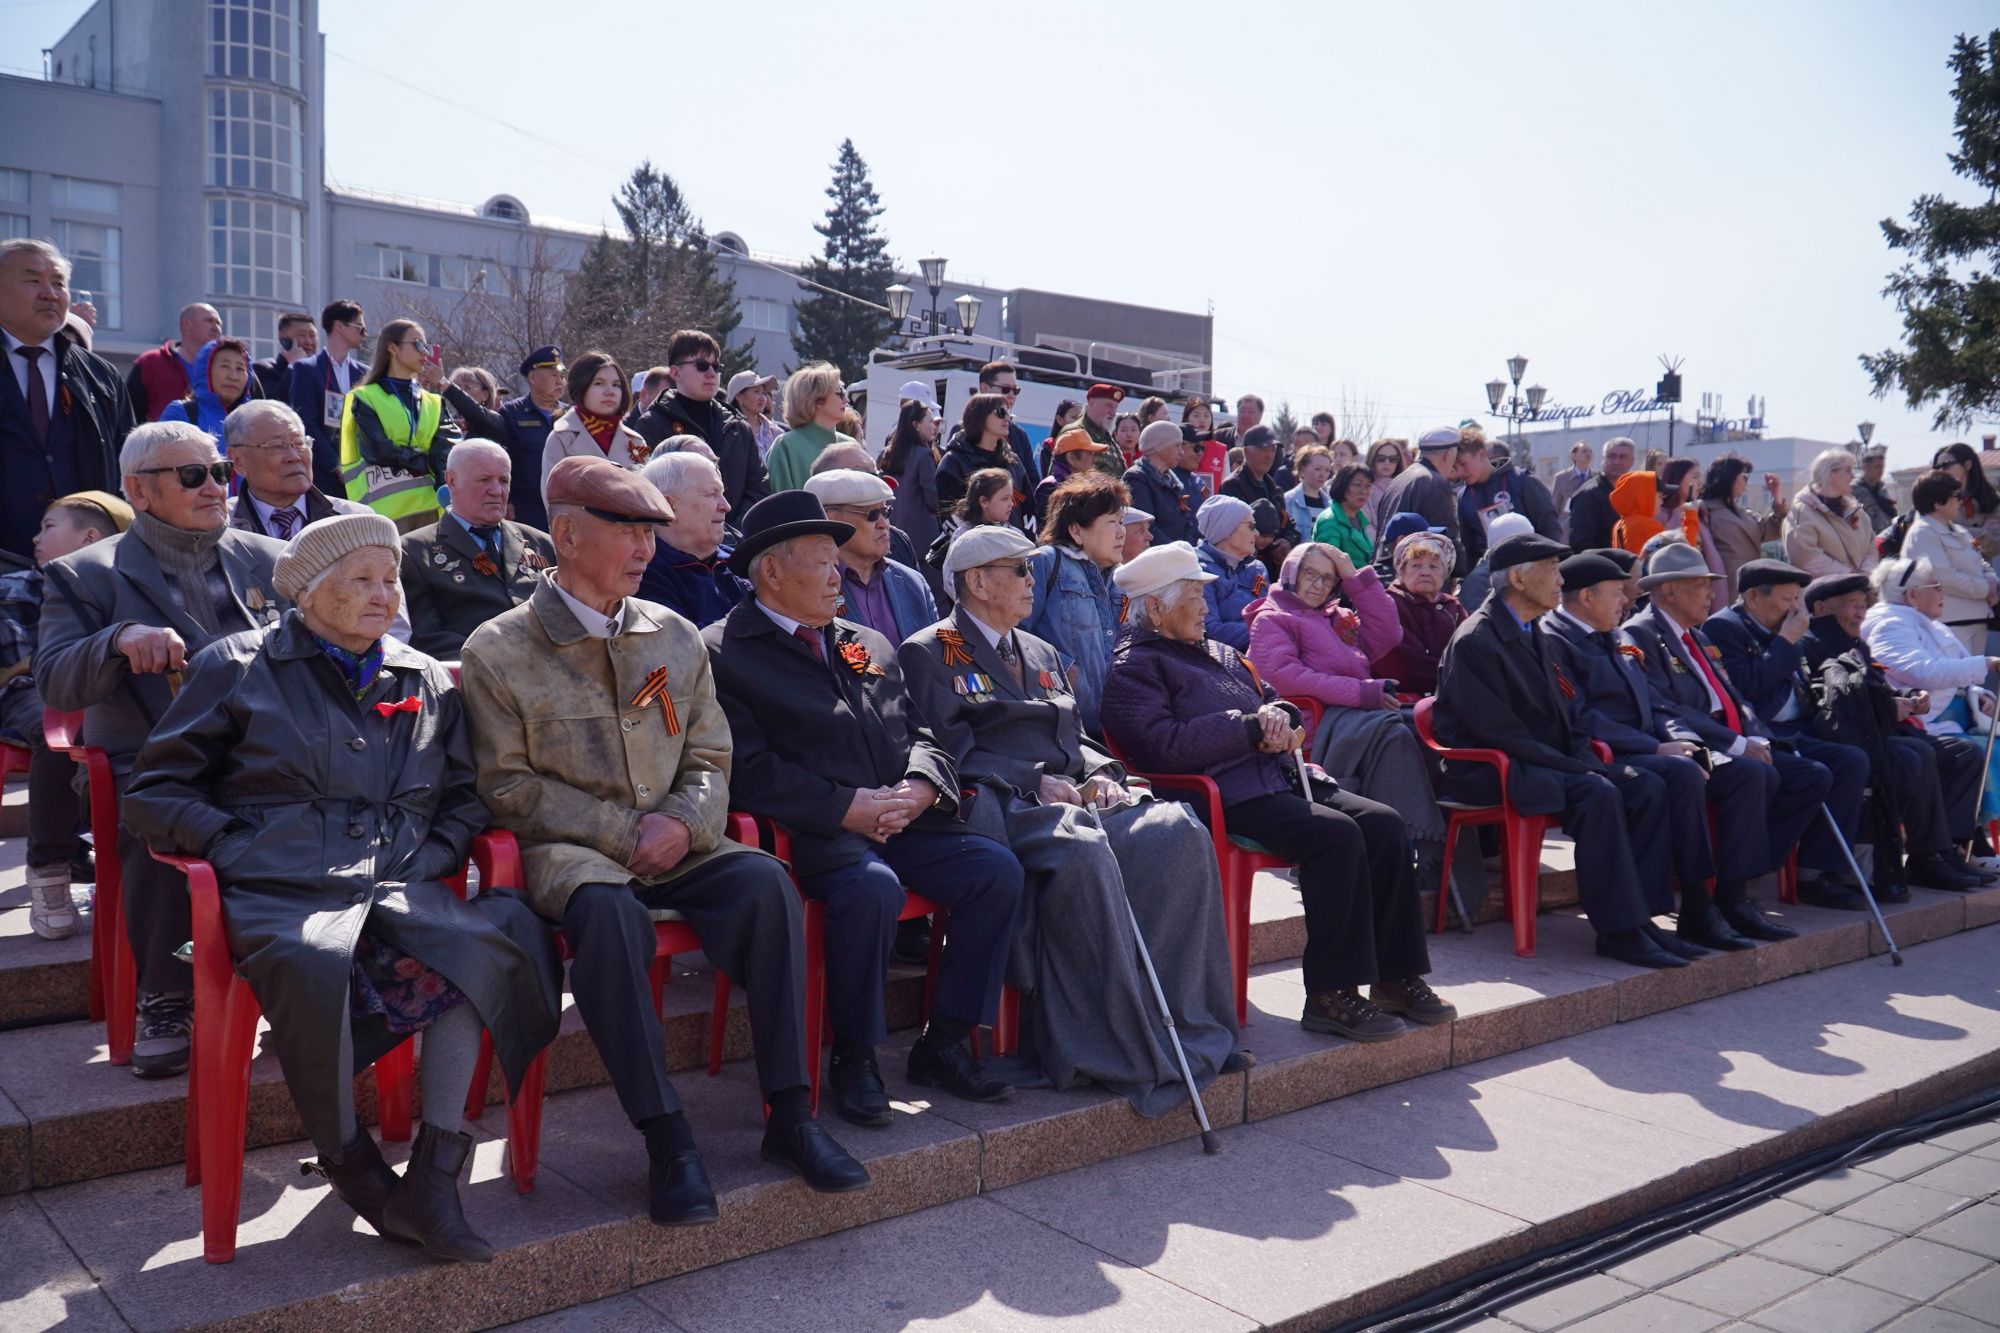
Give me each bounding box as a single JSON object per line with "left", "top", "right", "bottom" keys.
{"left": 124, "top": 513, "right": 560, "bottom": 1264}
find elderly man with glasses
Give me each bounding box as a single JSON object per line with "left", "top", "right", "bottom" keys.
{"left": 226, "top": 399, "right": 372, "bottom": 539}
{"left": 804, "top": 469, "right": 936, "bottom": 646}
{"left": 37, "top": 419, "right": 289, "bottom": 1078}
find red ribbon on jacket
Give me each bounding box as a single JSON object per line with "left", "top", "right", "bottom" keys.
{"left": 373, "top": 697, "right": 423, "bottom": 717}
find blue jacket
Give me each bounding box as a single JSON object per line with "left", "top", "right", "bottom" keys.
{"left": 1122, "top": 462, "right": 1198, "bottom": 546}
{"left": 1023, "top": 545, "right": 1120, "bottom": 735}
{"left": 1542, "top": 609, "right": 1693, "bottom": 756}
{"left": 1702, "top": 602, "right": 1815, "bottom": 734}
{"left": 289, "top": 348, "right": 369, "bottom": 495}
{"left": 1282, "top": 484, "right": 1332, "bottom": 546}
{"left": 158, "top": 340, "right": 256, "bottom": 446}
{"left": 638, "top": 540, "right": 751, "bottom": 630}
{"left": 1196, "top": 542, "right": 1267, "bottom": 651}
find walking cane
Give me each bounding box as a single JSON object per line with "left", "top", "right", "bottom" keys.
{"left": 1815, "top": 803, "right": 1903, "bottom": 966}
{"left": 1124, "top": 890, "right": 1222, "bottom": 1153}
{"left": 1969, "top": 690, "right": 2000, "bottom": 850}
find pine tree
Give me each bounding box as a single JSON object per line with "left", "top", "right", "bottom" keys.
{"left": 792, "top": 139, "right": 897, "bottom": 380}
{"left": 1272, "top": 400, "right": 1300, "bottom": 445}
{"left": 1861, "top": 31, "right": 2000, "bottom": 429}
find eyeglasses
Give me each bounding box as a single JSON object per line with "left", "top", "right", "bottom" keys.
{"left": 981, "top": 560, "right": 1031, "bottom": 578}
{"left": 1296, "top": 569, "right": 1337, "bottom": 590}
{"left": 236, "top": 435, "right": 312, "bottom": 454}
{"left": 834, "top": 505, "right": 890, "bottom": 523}
{"left": 675, "top": 359, "right": 724, "bottom": 375}
{"left": 136, "top": 461, "right": 231, "bottom": 489}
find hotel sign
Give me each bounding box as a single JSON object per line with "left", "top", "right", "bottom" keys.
{"left": 1525, "top": 388, "right": 1678, "bottom": 426}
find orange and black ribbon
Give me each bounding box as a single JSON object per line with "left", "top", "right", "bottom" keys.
{"left": 630, "top": 664, "right": 681, "bottom": 735}
{"left": 1554, "top": 665, "right": 1577, "bottom": 701}
{"left": 938, "top": 627, "right": 974, "bottom": 667}
{"left": 839, "top": 641, "right": 883, "bottom": 676}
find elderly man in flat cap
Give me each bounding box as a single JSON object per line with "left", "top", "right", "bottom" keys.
{"left": 441, "top": 344, "right": 565, "bottom": 530}
{"left": 1708, "top": 560, "right": 1989, "bottom": 895}
{"left": 703, "top": 491, "right": 1024, "bottom": 1130}
{"left": 805, "top": 469, "right": 936, "bottom": 646}
{"left": 1372, "top": 427, "right": 1465, "bottom": 578}
{"left": 459, "top": 457, "right": 867, "bottom": 1228}
{"left": 1433, "top": 533, "right": 1686, "bottom": 969}
{"left": 1619, "top": 545, "right": 1869, "bottom": 911}
{"left": 898, "top": 525, "right": 1243, "bottom": 1111}
{"left": 38, "top": 419, "right": 288, "bottom": 1076}
{"left": 1544, "top": 552, "right": 1825, "bottom": 950}
{"left": 399, "top": 439, "right": 555, "bottom": 658}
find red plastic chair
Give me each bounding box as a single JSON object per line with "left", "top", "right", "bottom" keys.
{"left": 0, "top": 733, "right": 26, "bottom": 784}
{"left": 150, "top": 848, "right": 421, "bottom": 1264}
{"left": 1411, "top": 696, "right": 1560, "bottom": 958}
{"left": 1100, "top": 733, "right": 1273, "bottom": 1026}
{"left": 45, "top": 709, "right": 137, "bottom": 1060}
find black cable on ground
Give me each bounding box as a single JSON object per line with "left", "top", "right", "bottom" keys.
{"left": 1329, "top": 1082, "right": 2000, "bottom": 1333}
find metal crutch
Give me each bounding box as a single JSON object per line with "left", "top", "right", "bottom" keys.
{"left": 1969, "top": 689, "right": 2000, "bottom": 849}
{"left": 1124, "top": 890, "right": 1222, "bottom": 1153}
{"left": 1816, "top": 803, "right": 1903, "bottom": 967}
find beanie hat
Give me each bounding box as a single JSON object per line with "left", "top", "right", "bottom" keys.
{"left": 273, "top": 512, "right": 402, "bottom": 600}
{"left": 1196, "top": 494, "right": 1253, "bottom": 546}
{"left": 1138, "top": 420, "right": 1184, "bottom": 455}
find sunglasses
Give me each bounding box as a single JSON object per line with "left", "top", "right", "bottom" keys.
{"left": 981, "top": 560, "right": 1031, "bottom": 578}
{"left": 675, "top": 359, "right": 724, "bottom": 374}
{"left": 992, "top": 409, "right": 1011, "bottom": 420}
{"left": 987, "top": 383, "right": 1020, "bottom": 396}
{"left": 136, "top": 461, "right": 232, "bottom": 489}
{"left": 835, "top": 505, "right": 890, "bottom": 523}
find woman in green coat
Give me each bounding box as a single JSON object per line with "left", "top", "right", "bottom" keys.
{"left": 1312, "top": 464, "right": 1375, "bottom": 570}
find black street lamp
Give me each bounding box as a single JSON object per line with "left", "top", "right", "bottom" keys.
{"left": 918, "top": 255, "right": 947, "bottom": 333}
{"left": 1483, "top": 353, "right": 1546, "bottom": 449}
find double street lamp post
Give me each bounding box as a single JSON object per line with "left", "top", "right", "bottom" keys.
{"left": 885, "top": 254, "right": 983, "bottom": 342}
{"left": 1484, "top": 353, "right": 1547, "bottom": 451}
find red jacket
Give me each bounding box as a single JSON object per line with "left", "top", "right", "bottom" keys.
{"left": 125, "top": 340, "right": 192, "bottom": 423}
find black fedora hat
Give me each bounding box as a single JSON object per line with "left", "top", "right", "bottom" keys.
{"left": 728, "top": 491, "right": 855, "bottom": 578}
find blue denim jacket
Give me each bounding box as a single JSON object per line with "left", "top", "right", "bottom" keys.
{"left": 1023, "top": 545, "right": 1119, "bottom": 735}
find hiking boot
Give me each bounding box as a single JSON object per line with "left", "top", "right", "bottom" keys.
{"left": 1301, "top": 988, "right": 1406, "bottom": 1042}
{"left": 1369, "top": 976, "right": 1458, "bottom": 1026}
{"left": 131, "top": 991, "right": 192, "bottom": 1078}
{"left": 27, "top": 865, "right": 78, "bottom": 941}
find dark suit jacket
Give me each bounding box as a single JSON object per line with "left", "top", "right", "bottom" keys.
{"left": 37, "top": 527, "right": 285, "bottom": 773}
{"left": 1543, "top": 610, "right": 1696, "bottom": 756}
{"left": 288, "top": 350, "right": 367, "bottom": 495}
{"left": 1566, "top": 474, "right": 1618, "bottom": 553}
{"left": 702, "top": 599, "right": 963, "bottom": 875}
{"left": 1433, "top": 598, "right": 1613, "bottom": 814}
{"left": 1621, "top": 602, "right": 1771, "bottom": 751}
{"left": 0, "top": 330, "right": 130, "bottom": 562}
{"left": 897, "top": 607, "right": 1118, "bottom": 798}
{"left": 399, "top": 516, "right": 556, "bottom": 660}
{"left": 1702, "top": 603, "right": 1814, "bottom": 732}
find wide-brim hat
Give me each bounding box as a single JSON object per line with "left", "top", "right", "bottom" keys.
{"left": 1636, "top": 540, "right": 1725, "bottom": 591}
{"left": 728, "top": 491, "right": 855, "bottom": 578}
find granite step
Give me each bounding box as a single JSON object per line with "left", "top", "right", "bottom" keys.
{"left": 3, "top": 886, "right": 1994, "bottom": 1332}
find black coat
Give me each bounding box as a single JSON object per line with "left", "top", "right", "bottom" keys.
{"left": 1433, "top": 599, "right": 1622, "bottom": 815}
{"left": 1122, "top": 462, "right": 1199, "bottom": 546}
{"left": 1371, "top": 460, "right": 1465, "bottom": 576}
{"left": 635, "top": 392, "right": 770, "bottom": 515}
{"left": 702, "top": 600, "right": 966, "bottom": 875}
{"left": 1566, "top": 474, "right": 1619, "bottom": 554}
{"left": 399, "top": 516, "right": 556, "bottom": 659}
{"left": 935, "top": 438, "right": 1035, "bottom": 533}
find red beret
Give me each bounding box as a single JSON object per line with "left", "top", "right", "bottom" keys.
{"left": 545, "top": 457, "right": 675, "bottom": 524}
{"left": 1086, "top": 383, "right": 1123, "bottom": 402}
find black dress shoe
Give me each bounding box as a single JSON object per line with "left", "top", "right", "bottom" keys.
{"left": 761, "top": 1120, "right": 871, "bottom": 1193}
{"left": 1221, "top": 1049, "right": 1257, "bottom": 1074}
{"left": 1646, "top": 921, "right": 1710, "bottom": 960}
{"left": 892, "top": 916, "right": 932, "bottom": 965}
{"left": 907, "top": 1038, "right": 1011, "bottom": 1103}
{"left": 829, "top": 1048, "right": 893, "bottom": 1127}
{"left": 1720, "top": 902, "right": 1797, "bottom": 941}
{"left": 1876, "top": 879, "right": 1912, "bottom": 904}
{"left": 648, "top": 1148, "right": 719, "bottom": 1227}
{"left": 1906, "top": 853, "right": 1982, "bottom": 893}
{"left": 1798, "top": 880, "right": 1870, "bottom": 911}
{"left": 1595, "top": 928, "right": 1689, "bottom": 969}
{"left": 1676, "top": 907, "right": 1756, "bottom": 952}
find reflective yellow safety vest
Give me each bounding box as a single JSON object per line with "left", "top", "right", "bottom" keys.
{"left": 338, "top": 382, "right": 444, "bottom": 532}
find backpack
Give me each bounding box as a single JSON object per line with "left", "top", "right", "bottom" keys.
{"left": 1875, "top": 510, "right": 1914, "bottom": 558}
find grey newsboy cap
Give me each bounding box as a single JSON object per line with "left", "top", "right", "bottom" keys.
{"left": 273, "top": 513, "right": 402, "bottom": 600}
{"left": 944, "top": 523, "right": 1036, "bottom": 576}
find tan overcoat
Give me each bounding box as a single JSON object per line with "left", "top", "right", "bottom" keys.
{"left": 459, "top": 574, "right": 757, "bottom": 919}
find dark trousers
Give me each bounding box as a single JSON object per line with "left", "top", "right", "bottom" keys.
{"left": 800, "top": 828, "right": 1022, "bottom": 1046}
{"left": 1783, "top": 734, "right": 1869, "bottom": 871}
{"left": 1883, "top": 731, "right": 1976, "bottom": 857}
{"left": 1924, "top": 733, "right": 1983, "bottom": 844}
{"left": 561, "top": 855, "right": 807, "bottom": 1126}
{"left": 1708, "top": 748, "right": 1829, "bottom": 889}
{"left": 1226, "top": 782, "right": 1429, "bottom": 992}
{"left": 1624, "top": 753, "right": 1716, "bottom": 897}
{"left": 0, "top": 685, "right": 82, "bottom": 869}
{"left": 117, "top": 819, "right": 193, "bottom": 995}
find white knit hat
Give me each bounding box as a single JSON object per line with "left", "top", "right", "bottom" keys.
{"left": 273, "top": 513, "right": 402, "bottom": 600}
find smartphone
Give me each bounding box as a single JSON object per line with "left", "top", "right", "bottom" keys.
{"left": 424, "top": 341, "right": 444, "bottom": 368}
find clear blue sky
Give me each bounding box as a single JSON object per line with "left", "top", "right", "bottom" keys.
{"left": 6, "top": 0, "right": 1995, "bottom": 465}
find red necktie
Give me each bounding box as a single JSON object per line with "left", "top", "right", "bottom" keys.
{"left": 16, "top": 346, "right": 50, "bottom": 445}
{"left": 792, "top": 625, "right": 826, "bottom": 663}
{"left": 1682, "top": 629, "right": 1742, "bottom": 733}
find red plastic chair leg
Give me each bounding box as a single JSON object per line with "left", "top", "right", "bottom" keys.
{"left": 1222, "top": 856, "right": 1254, "bottom": 1027}
{"left": 706, "top": 970, "right": 731, "bottom": 1077}
{"left": 1778, "top": 846, "right": 1800, "bottom": 905}
{"left": 196, "top": 971, "right": 261, "bottom": 1263}
{"left": 993, "top": 985, "right": 1021, "bottom": 1056}
{"left": 503, "top": 1048, "right": 548, "bottom": 1194}
{"left": 373, "top": 1039, "right": 414, "bottom": 1142}
{"left": 1506, "top": 816, "right": 1551, "bottom": 958}
{"left": 464, "top": 1031, "right": 495, "bottom": 1121}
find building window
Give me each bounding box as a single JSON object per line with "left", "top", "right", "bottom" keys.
{"left": 208, "top": 87, "right": 303, "bottom": 199}
{"left": 208, "top": 198, "right": 303, "bottom": 302}
{"left": 0, "top": 167, "right": 26, "bottom": 239}
{"left": 209, "top": 0, "right": 301, "bottom": 89}
{"left": 744, "top": 298, "right": 790, "bottom": 334}
{"left": 48, "top": 221, "right": 121, "bottom": 328}
{"left": 216, "top": 304, "right": 281, "bottom": 359}
{"left": 357, "top": 244, "right": 426, "bottom": 285}
{"left": 50, "top": 175, "right": 119, "bottom": 215}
